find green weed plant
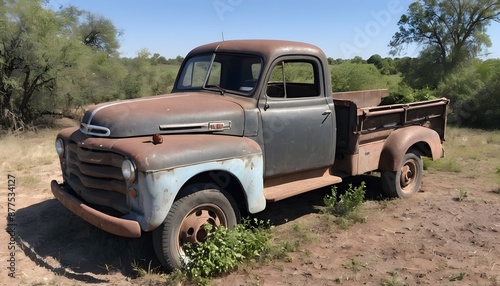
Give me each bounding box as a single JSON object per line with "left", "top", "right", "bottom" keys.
{"left": 184, "top": 218, "right": 272, "bottom": 285}
{"left": 323, "top": 182, "right": 366, "bottom": 228}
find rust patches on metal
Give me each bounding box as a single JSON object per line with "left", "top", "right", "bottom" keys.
{"left": 186, "top": 39, "right": 326, "bottom": 64}
{"left": 51, "top": 180, "right": 141, "bottom": 238}
{"left": 153, "top": 133, "right": 163, "bottom": 145}
{"left": 81, "top": 93, "right": 246, "bottom": 138}
{"left": 333, "top": 89, "right": 388, "bottom": 108}
{"left": 264, "top": 168, "right": 342, "bottom": 202}
{"left": 357, "top": 141, "right": 384, "bottom": 174}
{"left": 378, "top": 125, "right": 444, "bottom": 172}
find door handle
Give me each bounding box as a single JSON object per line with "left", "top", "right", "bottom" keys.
{"left": 323, "top": 110, "right": 332, "bottom": 115}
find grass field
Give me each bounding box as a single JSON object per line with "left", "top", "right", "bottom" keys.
{"left": 424, "top": 127, "right": 500, "bottom": 183}
{"left": 0, "top": 129, "right": 60, "bottom": 189}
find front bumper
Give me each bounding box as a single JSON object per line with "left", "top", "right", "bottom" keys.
{"left": 51, "top": 180, "right": 141, "bottom": 238}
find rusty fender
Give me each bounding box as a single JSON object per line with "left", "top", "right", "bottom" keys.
{"left": 117, "top": 134, "right": 266, "bottom": 232}
{"left": 378, "top": 126, "right": 443, "bottom": 172}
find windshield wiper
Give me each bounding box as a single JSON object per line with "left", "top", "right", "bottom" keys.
{"left": 206, "top": 85, "right": 225, "bottom": 95}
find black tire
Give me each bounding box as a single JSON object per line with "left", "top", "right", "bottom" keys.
{"left": 152, "top": 187, "right": 240, "bottom": 271}
{"left": 381, "top": 149, "right": 423, "bottom": 198}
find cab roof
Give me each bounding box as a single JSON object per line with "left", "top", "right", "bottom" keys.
{"left": 185, "top": 39, "right": 327, "bottom": 62}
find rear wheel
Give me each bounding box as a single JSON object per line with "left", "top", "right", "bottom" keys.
{"left": 381, "top": 149, "right": 423, "bottom": 198}
{"left": 153, "top": 187, "right": 239, "bottom": 271}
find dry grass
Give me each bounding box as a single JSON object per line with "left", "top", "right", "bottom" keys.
{"left": 0, "top": 129, "right": 57, "bottom": 167}
{"left": 425, "top": 127, "right": 500, "bottom": 182}
{"left": 0, "top": 129, "right": 59, "bottom": 190}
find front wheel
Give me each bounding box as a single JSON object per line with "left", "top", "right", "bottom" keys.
{"left": 381, "top": 149, "right": 423, "bottom": 198}
{"left": 153, "top": 187, "right": 240, "bottom": 271}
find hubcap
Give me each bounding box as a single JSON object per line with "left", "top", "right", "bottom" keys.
{"left": 179, "top": 204, "right": 227, "bottom": 247}
{"left": 400, "top": 159, "right": 417, "bottom": 192}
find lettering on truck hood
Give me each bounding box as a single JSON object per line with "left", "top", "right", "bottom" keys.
{"left": 80, "top": 93, "right": 245, "bottom": 137}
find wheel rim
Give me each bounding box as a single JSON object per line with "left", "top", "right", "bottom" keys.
{"left": 400, "top": 158, "right": 418, "bottom": 193}
{"left": 177, "top": 203, "right": 228, "bottom": 261}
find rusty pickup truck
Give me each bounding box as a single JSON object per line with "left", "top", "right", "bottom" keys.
{"left": 51, "top": 40, "right": 448, "bottom": 270}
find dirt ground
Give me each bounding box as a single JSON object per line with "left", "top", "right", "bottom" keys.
{"left": 0, "top": 127, "right": 499, "bottom": 286}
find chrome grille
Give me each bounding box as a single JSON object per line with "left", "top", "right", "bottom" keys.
{"left": 64, "top": 142, "right": 129, "bottom": 214}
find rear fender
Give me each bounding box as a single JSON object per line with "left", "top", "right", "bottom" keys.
{"left": 379, "top": 126, "right": 443, "bottom": 172}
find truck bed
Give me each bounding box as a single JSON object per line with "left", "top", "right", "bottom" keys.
{"left": 332, "top": 90, "right": 449, "bottom": 176}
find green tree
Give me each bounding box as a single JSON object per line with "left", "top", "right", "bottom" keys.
{"left": 436, "top": 59, "right": 500, "bottom": 128}
{"left": 331, "top": 63, "right": 387, "bottom": 92}
{"left": 350, "top": 56, "right": 366, "bottom": 64}
{"left": 399, "top": 49, "right": 445, "bottom": 89}
{"left": 390, "top": 0, "right": 500, "bottom": 75}
{"left": 78, "top": 12, "right": 121, "bottom": 56}
{"left": 0, "top": 0, "right": 123, "bottom": 130}
{"left": 57, "top": 6, "right": 120, "bottom": 57}
{"left": 1, "top": 0, "right": 71, "bottom": 128}
{"left": 368, "top": 55, "right": 398, "bottom": 75}
{"left": 367, "top": 54, "right": 383, "bottom": 69}
{"left": 136, "top": 48, "right": 151, "bottom": 60}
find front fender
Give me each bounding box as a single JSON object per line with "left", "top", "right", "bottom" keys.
{"left": 119, "top": 135, "right": 265, "bottom": 232}
{"left": 379, "top": 126, "right": 443, "bottom": 172}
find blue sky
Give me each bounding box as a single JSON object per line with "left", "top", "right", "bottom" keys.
{"left": 47, "top": 0, "right": 500, "bottom": 59}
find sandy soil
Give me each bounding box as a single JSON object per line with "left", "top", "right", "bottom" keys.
{"left": 1, "top": 128, "right": 499, "bottom": 286}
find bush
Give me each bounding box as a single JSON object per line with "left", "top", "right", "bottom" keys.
{"left": 184, "top": 218, "right": 272, "bottom": 285}
{"left": 323, "top": 182, "right": 366, "bottom": 218}
{"left": 436, "top": 59, "right": 500, "bottom": 129}
{"left": 331, "top": 63, "right": 388, "bottom": 92}
{"left": 382, "top": 85, "right": 436, "bottom": 105}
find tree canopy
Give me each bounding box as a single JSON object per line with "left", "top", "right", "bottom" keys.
{"left": 390, "top": 0, "right": 500, "bottom": 74}
{"left": 0, "top": 0, "right": 177, "bottom": 131}
{"left": 1, "top": 0, "right": 76, "bottom": 128}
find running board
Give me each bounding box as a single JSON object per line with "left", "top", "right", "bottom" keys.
{"left": 264, "top": 168, "right": 342, "bottom": 202}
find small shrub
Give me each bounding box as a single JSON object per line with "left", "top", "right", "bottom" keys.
{"left": 381, "top": 270, "right": 402, "bottom": 286}
{"left": 290, "top": 222, "right": 317, "bottom": 244}
{"left": 323, "top": 182, "right": 366, "bottom": 217}
{"left": 337, "top": 217, "right": 351, "bottom": 230}
{"left": 323, "top": 182, "right": 366, "bottom": 228}
{"left": 184, "top": 218, "right": 272, "bottom": 285}
{"left": 456, "top": 189, "right": 468, "bottom": 202}
{"left": 343, "top": 257, "right": 366, "bottom": 272}
{"left": 450, "top": 272, "right": 467, "bottom": 281}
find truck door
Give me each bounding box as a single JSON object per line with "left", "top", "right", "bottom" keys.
{"left": 259, "top": 57, "right": 335, "bottom": 177}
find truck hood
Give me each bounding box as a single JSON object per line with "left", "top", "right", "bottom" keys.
{"left": 80, "top": 93, "right": 245, "bottom": 138}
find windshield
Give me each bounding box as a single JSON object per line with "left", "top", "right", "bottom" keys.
{"left": 176, "top": 53, "right": 262, "bottom": 96}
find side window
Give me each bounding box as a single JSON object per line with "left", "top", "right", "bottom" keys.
{"left": 266, "top": 60, "right": 319, "bottom": 98}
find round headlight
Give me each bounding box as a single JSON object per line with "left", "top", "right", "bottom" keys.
{"left": 55, "top": 138, "right": 65, "bottom": 157}
{"left": 121, "top": 159, "right": 137, "bottom": 184}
